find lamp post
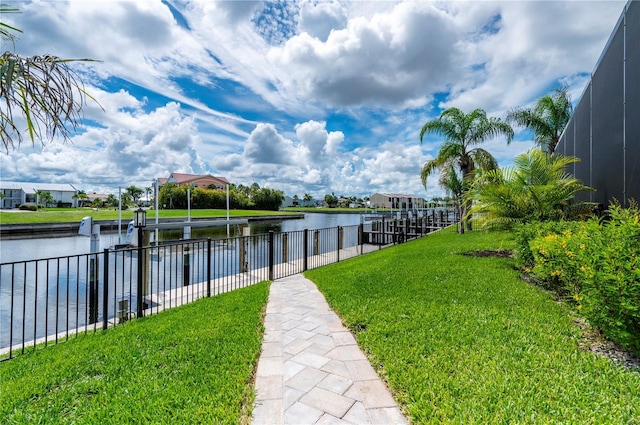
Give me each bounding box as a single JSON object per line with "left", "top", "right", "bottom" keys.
{"left": 134, "top": 208, "right": 146, "bottom": 318}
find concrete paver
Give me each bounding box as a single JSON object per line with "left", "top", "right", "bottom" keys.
{"left": 252, "top": 275, "right": 407, "bottom": 425}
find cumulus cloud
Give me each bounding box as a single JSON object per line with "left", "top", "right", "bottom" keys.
{"left": 0, "top": 98, "right": 204, "bottom": 192}
{"left": 244, "top": 123, "right": 297, "bottom": 164}
{"left": 210, "top": 120, "right": 429, "bottom": 198}
{"left": 1, "top": 0, "right": 628, "bottom": 200}
{"left": 440, "top": 1, "right": 625, "bottom": 113}
{"left": 271, "top": 1, "right": 459, "bottom": 108}
{"left": 298, "top": 0, "right": 347, "bottom": 41}
{"left": 295, "top": 120, "right": 344, "bottom": 159}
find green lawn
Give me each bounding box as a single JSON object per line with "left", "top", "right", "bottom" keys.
{"left": 305, "top": 230, "right": 640, "bottom": 424}
{"left": 0, "top": 283, "right": 269, "bottom": 424}
{"left": 0, "top": 208, "right": 298, "bottom": 224}
{"left": 2, "top": 229, "right": 638, "bottom": 423}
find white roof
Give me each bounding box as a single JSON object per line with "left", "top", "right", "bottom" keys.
{"left": 0, "top": 181, "right": 78, "bottom": 193}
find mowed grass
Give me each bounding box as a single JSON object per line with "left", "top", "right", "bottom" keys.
{"left": 0, "top": 208, "right": 297, "bottom": 224}
{"left": 305, "top": 229, "right": 640, "bottom": 423}
{"left": 0, "top": 282, "right": 269, "bottom": 424}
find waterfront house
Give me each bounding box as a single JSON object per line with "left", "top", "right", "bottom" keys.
{"left": 156, "top": 173, "right": 229, "bottom": 190}
{"left": 369, "top": 193, "right": 426, "bottom": 210}
{"left": 0, "top": 182, "right": 79, "bottom": 209}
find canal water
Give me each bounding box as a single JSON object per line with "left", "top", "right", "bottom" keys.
{"left": 0, "top": 213, "right": 366, "bottom": 264}
{"left": 0, "top": 212, "right": 371, "bottom": 352}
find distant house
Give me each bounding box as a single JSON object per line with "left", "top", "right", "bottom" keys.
{"left": 282, "top": 196, "right": 295, "bottom": 208}
{"left": 0, "top": 182, "right": 79, "bottom": 209}
{"left": 83, "top": 193, "right": 109, "bottom": 207}
{"left": 369, "top": 193, "right": 425, "bottom": 210}
{"left": 158, "top": 173, "right": 229, "bottom": 190}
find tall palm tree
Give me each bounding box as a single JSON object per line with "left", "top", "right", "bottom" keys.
{"left": 466, "top": 149, "right": 593, "bottom": 229}
{"left": 0, "top": 6, "right": 101, "bottom": 152}
{"left": 420, "top": 107, "right": 513, "bottom": 233}
{"left": 506, "top": 86, "right": 572, "bottom": 155}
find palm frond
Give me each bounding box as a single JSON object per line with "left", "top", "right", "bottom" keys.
{"left": 466, "top": 149, "right": 592, "bottom": 228}
{"left": 506, "top": 86, "right": 572, "bottom": 154}
{"left": 0, "top": 53, "right": 103, "bottom": 152}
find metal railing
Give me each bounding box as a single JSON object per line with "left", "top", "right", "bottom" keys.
{"left": 0, "top": 214, "right": 457, "bottom": 361}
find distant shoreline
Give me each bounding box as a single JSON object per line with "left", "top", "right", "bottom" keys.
{"left": 0, "top": 214, "right": 304, "bottom": 240}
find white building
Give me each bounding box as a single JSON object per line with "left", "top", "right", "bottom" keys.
{"left": 369, "top": 193, "right": 426, "bottom": 210}
{"left": 0, "top": 182, "right": 79, "bottom": 209}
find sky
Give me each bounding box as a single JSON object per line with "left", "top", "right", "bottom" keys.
{"left": 0, "top": 0, "right": 628, "bottom": 199}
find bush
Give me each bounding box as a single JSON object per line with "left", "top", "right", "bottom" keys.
{"left": 580, "top": 203, "right": 640, "bottom": 353}
{"left": 516, "top": 202, "right": 640, "bottom": 354}
{"left": 18, "top": 203, "right": 38, "bottom": 211}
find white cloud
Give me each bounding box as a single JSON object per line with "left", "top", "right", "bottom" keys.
{"left": 441, "top": 1, "right": 626, "bottom": 113}
{"left": 210, "top": 120, "right": 431, "bottom": 198}
{"left": 271, "top": 1, "right": 459, "bottom": 108}
{"left": 0, "top": 0, "right": 628, "bottom": 200}
{"left": 1, "top": 99, "right": 204, "bottom": 192}
{"left": 298, "top": 0, "right": 347, "bottom": 41}
{"left": 244, "top": 123, "right": 297, "bottom": 164}
{"left": 295, "top": 120, "right": 344, "bottom": 158}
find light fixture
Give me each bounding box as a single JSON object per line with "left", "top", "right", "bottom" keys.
{"left": 134, "top": 207, "right": 146, "bottom": 228}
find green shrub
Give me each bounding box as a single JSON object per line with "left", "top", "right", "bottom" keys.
{"left": 517, "top": 202, "right": 640, "bottom": 354}
{"left": 514, "top": 220, "right": 580, "bottom": 271}
{"left": 580, "top": 203, "right": 640, "bottom": 353}
{"left": 18, "top": 203, "right": 38, "bottom": 211}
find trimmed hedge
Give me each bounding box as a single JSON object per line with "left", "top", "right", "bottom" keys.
{"left": 18, "top": 203, "right": 38, "bottom": 211}
{"left": 515, "top": 202, "right": 640, "bottom": 355}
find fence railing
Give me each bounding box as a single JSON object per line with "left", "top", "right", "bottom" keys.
{"left": 0, "top": 213, "right": 457, "bottom": 361}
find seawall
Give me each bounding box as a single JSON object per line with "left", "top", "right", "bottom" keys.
{"left": 0, "top": 214, "right": 304, "bottom": 240}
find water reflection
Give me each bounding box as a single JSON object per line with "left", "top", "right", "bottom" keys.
{"left": 0, "top": 213, "right": 364, "bottom": 264}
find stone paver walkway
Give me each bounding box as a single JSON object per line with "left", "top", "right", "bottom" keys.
{"left": 252, "top": 274, "right": 407, "bottom": 425}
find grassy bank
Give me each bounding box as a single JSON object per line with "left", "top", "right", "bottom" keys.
{"left": 3, "top": 228, "right": 638, "bottom": 423}
{"left": 305, "top": 230, "right": 640, "bottom": 423}
{"left": 0, "top": 283, "right": 269, "bottom": 424}
{"left": 0, "top": 208, "right": 297, "bottom": 225}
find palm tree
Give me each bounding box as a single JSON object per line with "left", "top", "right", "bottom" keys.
{"left": 437, "top": 161, "right": 465, "bottom": 226}
{"left": 466, "top": 149, "right": 593, "bottom": 229}
{"left": 35, "top": 190, "right": 53, "bottom": 209}
{"left": 72, "top": 190, "right": 89, "bottom": 207}
{"left": 0, "top": 6, "right": 102, "bottom": 152}
{"left": 506, "top": 86, "right": 572, "bottom": 155}
{"left": 125, "top": 185, "right": 144, "bottom": 206}
{"left": 303, "top": 193, "right": 313, "bottom": 206}
{"left": 420, "top": 107, "right": 513, "bottom": 233}
{"left": 105, "top": 194, "right": 118, "bottom": 208}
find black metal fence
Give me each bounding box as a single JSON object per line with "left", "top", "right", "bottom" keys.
{"left": 1, "top": 214, "right": 456, "bottom": 361}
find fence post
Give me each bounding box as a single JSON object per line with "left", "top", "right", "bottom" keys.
{"left": 136, "top": 233, "right": 144, "bottom": 318}
{"left": 183, "top": 245, "right": 191, "bottom": 286}
{"left": 393, "top": 219, "right": 398, "bottom": 244}
{"left": 313, "top": 230, "right": 319, "bottom": 256}
{"left": 268, "top": 231, "right": 274, "bottom": 281}
{"left": 207, "top": 238, "right": 211, "bottom": 297}
{"left": 89, "top": 253, "right": 99, "bottom": 324}
{"left": 303, "top": 229, "right": 308, "bottom": 271}
{"left": 380, "top": 216, "right": 385, "bottom": 249}
{"left": 102, "top": 248, "right": 109, "bottom": 330}
{"left": 282, "top": 233, "right": 288, "bottom": 263}
{"left": 358, "top": 223, "right": 363, "bottom": 255}
{"left": 337, "top": 226, "right": 341, "bottom": 262}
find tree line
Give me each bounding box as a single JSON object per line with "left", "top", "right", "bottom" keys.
{"left": 158, "top": 183, "right": 284, "bottom": 211}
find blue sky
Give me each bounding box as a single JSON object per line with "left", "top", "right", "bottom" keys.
{"left": 0, "top": 0, "right": 627, "bottom": 199}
